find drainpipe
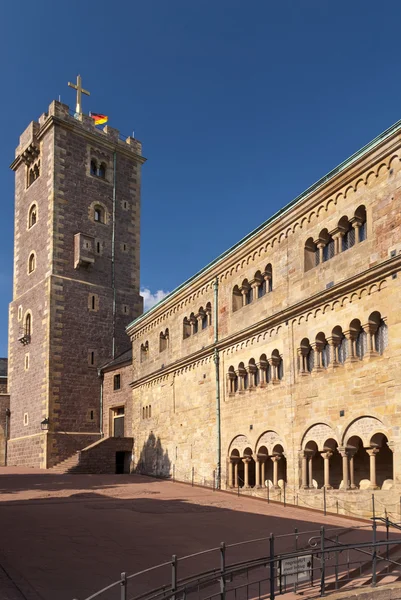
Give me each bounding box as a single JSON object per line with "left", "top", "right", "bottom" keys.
{"left": 111, "top": 151, "right": 117, "bottom": 359}
{"left": 4, "top": 408, "right": 10, "bottom": 465}
{"left": 213, "top": 277, "right": 221, "bottom": 489}
{"left": 98, "top": 369, "right": 104, "bottom": 438}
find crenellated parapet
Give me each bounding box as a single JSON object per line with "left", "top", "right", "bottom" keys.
{"left": 11, "top": 100, "right": 145, "bottom": 171}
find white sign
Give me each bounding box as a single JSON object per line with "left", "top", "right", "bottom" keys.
{"left": 278, "top": 555, "right": 312, "bottom": 585}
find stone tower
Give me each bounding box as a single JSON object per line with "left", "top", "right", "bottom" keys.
{"left": 8, "top": 100, "right": 144, "bottom": 468}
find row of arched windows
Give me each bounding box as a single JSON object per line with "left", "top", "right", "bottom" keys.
{"left": 183, "top": 303, "right": 212, "bottom": 339}
{"left": 305, "top": 205, "right": 367, "bottom": 272}
{"left": 90, "top": 159, "right": 107, "bottom": 179}
{"left": 232, "top": 264, "right": 273, "bottom": 312}
{"left": 228, "top": 351, "right": 284, "bottom": 393}
{"left": 298, "top": 311, "right": 388, "bottom": 373}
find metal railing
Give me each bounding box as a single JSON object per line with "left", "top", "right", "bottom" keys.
{"left": 140, "top": 464, "right": 401, "bottom": 522}
{"left": 73, "top": 518, "right": 401, "bottom": 600}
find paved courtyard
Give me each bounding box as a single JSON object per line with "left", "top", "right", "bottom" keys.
{"left": 0, "top": 469, "right": 380, "bottom": 600}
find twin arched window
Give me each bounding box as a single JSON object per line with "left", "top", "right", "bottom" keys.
{"left": 140, "top": 341, "right": 149, "bottom": 362}
{"left": 159, "top": 329, "right": 169, "bottom": 352}
{"left": 90, "top": 159, "right": 107, "bottom": 179}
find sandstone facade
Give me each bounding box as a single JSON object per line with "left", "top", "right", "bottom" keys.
{"left": 107, "top": 119, "right": 401, "bottom": 517}
{"left": 8, "top": 101, "right": 144, "bottom": 468}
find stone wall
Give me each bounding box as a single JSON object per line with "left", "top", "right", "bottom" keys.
{"left": 119, "top": 121, "right": 401, "bottom": 518}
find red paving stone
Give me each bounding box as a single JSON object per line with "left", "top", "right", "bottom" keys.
{"left": 0, "top": 469, "right": 385, "bottom": 600}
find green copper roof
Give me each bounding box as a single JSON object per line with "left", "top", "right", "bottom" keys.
{"left": 128, "top": 117, "right": 401, "bottom": 330}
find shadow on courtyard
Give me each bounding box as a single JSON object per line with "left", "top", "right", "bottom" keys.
{"left": 0, "top": 433, "right": 171, "bottom": 495}
{"left": 0, "top": 489, "right": 391, "bottom": 600}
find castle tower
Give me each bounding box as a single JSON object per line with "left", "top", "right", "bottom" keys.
{"left": 8, "top": 97, "right": 145, "bottom": 468}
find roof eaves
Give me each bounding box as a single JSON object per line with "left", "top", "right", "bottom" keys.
{"left": 127, "top": 117, "right": 401, "bottom": 331}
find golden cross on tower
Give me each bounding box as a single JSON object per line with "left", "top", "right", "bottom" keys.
{"left": 68, "top": 74, "right": 90, "bottom": 116}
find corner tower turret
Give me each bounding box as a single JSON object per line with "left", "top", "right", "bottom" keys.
{"left": 8, "top": 100, "right": 145, "bottom": 467}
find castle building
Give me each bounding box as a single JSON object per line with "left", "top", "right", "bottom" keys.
{"left": 7, "top": 97, "right": 144, "bottom": 468}
{"left": 6, "top": 89, "right": 401, "bottom": 516}
{"left": 101, "top": 117, "right": 401, "bottom": 516}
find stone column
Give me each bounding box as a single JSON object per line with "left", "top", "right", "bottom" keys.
{"left": 260, "top": 459, "right": 266, "bottom": 487}
{"left": 243, "top": 457, "right": 250, "bottom": 488}
{"left": 352, "top": 220, "right": 361, "bottom": 243}
{"left": 308, "top": 455, "right": 313, "bottom": 488}
{"left": 271, "top": 455, "right": 281, "bottom": 488}
{"left": 234, "top": 461, "right": 239, "bottom": 488}
{"left": 322, "top": 451, "right": 333, "bottom": 489}
{"left": 258, "top": 363, "right": 267, "bottom": 385}
{"left": 301, "top": 452, "right": 308, "bottom": 488}
{"left": 317, "top": 242, "right": 325, "bottom": 263}
{"left": 269, "top": 358, "right": 279, "bottom": 384}
{"left": 265, "top": 274, "right": 272, "bottom": 293}
{"left": 313, "top": 344, "right": 323, "bottom": 371}
{"left": 344, "top": 330, "right": 358, "bottom": 362}
{"left": 228, "top": 460, "right": 233, "bottom": 488}
{"left": 339, "top": 449, "right": 349, "bottom": 490}
{"left": 255, "top": 457, "right": 260, "bottom": 487}
{"left": 367, "top": 448, "right": 380, "bottom": 489}
{"left": 362, "top": 323, "right": 378, "bottom": 358}
{"left": 326, "top": 337, "right": 339, "bottom": 367}
{"left": 333, "top": 232, "right": 342, "bottom": 255}
{"left": 348, "top": 451, "right": 357, "bottom": 489}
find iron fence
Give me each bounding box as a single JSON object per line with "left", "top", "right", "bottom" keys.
{"left": 73, "top": 518, "right": 401, "bottom": 600}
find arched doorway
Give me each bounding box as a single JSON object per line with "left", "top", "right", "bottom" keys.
{"left": 243, "top": 447, "right": 255, "bottom": 488}
{"left": 272, "top": 444, "right": 287, "bottom": 487}
{"left": 370, "top": 433, "right": 393, "bottom": 488}
{"left": 305, "top": 440, "right": 323, "bottom": 488}
{"left": 347, "top": 436, "right": 370, "bottom": 488}
{"left": 257, "top": 445, "right": 271, "bottom": 487}
{"left": 323, "top": 439, "right": 342, "bottom": 489}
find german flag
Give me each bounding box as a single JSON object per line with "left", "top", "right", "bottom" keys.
{"left": 89, "top": 112, "right": 108, "bottom": 125}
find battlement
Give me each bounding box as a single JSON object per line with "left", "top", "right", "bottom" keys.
{"left": 14, "top": 100, "right": 143, "bottom": 162}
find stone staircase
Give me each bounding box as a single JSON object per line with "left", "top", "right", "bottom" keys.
{"left": 50, "top": 436, "right": 134, "bottom": 474}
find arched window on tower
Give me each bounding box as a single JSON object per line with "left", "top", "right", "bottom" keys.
{"left": 94, "top": 206, "right": 105, "bottom": 223}
{"left": 338, "top": 216, "right": 355, "bottom": 252}
{"left": 28, "top": 253, "right": 36, "bottom": 273}
{"left": 28, "top": 204, "right": 37, "bottom": 229}
{"left": 25, "top": 313, "right": 31, "bottom": 338}
{"left": 90, "top": 159, "right": 98, "bottom": 176}
{"left": 98, "top": 163, "right": 107, "bottom": 179}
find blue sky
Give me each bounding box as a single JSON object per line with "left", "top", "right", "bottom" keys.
{"left": 1, "top": 0, "right": 401, "bottom": 356}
